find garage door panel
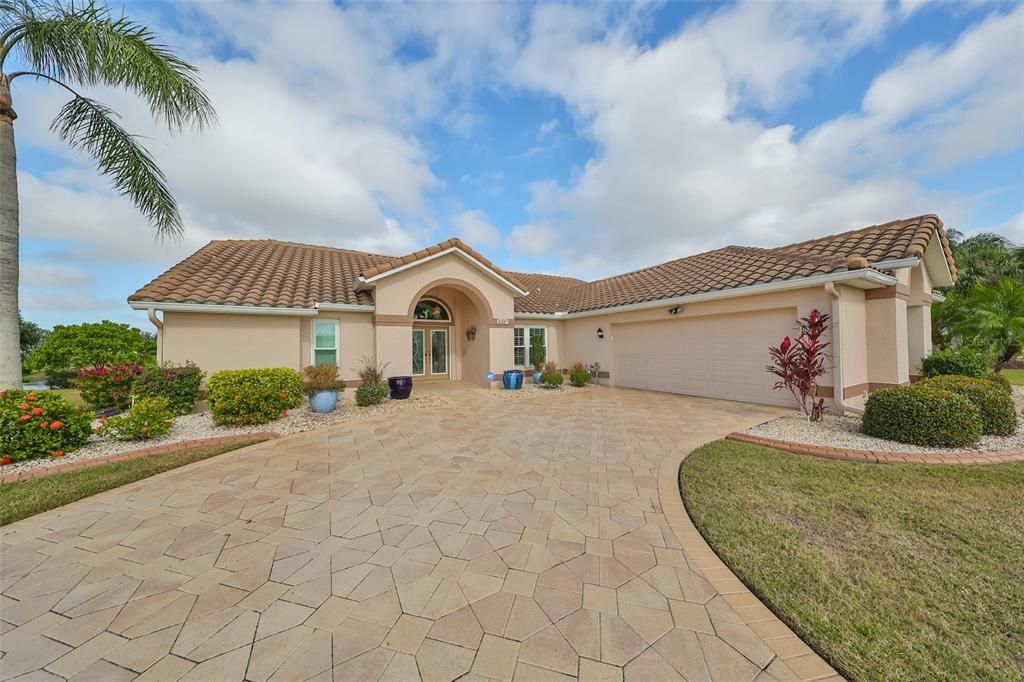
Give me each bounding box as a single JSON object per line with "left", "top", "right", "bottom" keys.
{"left": 612, "top": 310, "right": 795, "bottom": 406}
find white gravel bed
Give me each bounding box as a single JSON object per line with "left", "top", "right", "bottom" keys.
{"left": 2, "top": 393, "right": 449, "bottom": 476}
{"left": 748, "top": 389, "right": 1024, "bottom": 454}
{"left": 485, "top": 381, "right": 602, "bottom": 399}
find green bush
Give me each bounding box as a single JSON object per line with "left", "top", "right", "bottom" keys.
{"left": 920, "top": 347, "right": 992, "bottom": 379}
{"left": 206, "top": 368, "right": 303, "bottom": 425}
{"left": 302, "top": 364, "right": 345, "bottom": 396}
{"left": 75, "top": 363, "right": 144, "bottom": 409}
{"left": 540, "top": 361, "right": 563, "bottom": 387}
{"left": 133, "top": 362, "right": 204, "bottom": 415}
{"left": 27, "top": 321, "right": 156, "bottom": 376}
{"left": 0, "top": 389, "right": 94, "bottom": 462}
{"left": 99, "top": 398, "right": 175, "bottom": 441}
{"left": 988, "top": 372, "right": 1012, "bottom": 396}
{"left": 863, "top": 385, "right": 982, "bottom": 448}
{"left": 568, "top": 361, "right": 591, "bottom": 387}
{"left": 919, "top": 375, "right": 1017, "bottom": 436}
{"left": 355, "top": 382, "right": 389, "bottom": 407}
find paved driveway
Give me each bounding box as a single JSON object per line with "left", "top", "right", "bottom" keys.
{"left": 1, "top": 385, "right": 832, "bottom": 681}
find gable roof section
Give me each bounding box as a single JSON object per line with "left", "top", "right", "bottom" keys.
{"left": 129, "top": 214, "right": 956, "bottom": 314}
{"left": 359, "top": 237, "right": 529, "bottom": 294}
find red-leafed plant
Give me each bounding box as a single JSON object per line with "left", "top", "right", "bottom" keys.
{"left": 766, "top": 310, "right": 831, "bottom": 422}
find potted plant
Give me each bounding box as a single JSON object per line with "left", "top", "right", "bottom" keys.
{"left": 530, "top": 334, "right": 545, "bottom": 383}
{"left": 303, "top": 364, "right": 345, "bottom": 414}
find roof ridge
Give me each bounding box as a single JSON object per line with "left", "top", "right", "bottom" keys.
{"left": 770, "top": 214, "right": 940, "bottom": 255}
{"left": 210, "top": 238, "right": 396, "bottom": 260}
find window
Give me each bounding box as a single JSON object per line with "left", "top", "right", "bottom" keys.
{"left": 514, "top": 326, "right": 546, "bottom": 367}
{"left": 413, "top": 299, "right": 451, "bottom": 321}
{"left": 312, "top": 320, "right": 339, "bottom": 366}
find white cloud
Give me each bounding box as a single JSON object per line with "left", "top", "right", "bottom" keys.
{"left": 539, "top": 119, "right": 560, "bottom": 136}
{"left": 452, "top": 210, "right": 500, "bottom": 247}
{"left": 506, "top": 223, "right": 557, "bottom": 256}
{"left": 20, "top": 292, "right": 121, "bottom": 312}
{"left": 19, "top": 264, "right": 93, "bottom": 289}
{"left": 977, "top": 212, "right": 1024, "bottom": 244}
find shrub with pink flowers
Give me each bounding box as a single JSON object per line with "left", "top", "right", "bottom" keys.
{"left": 0, "top": 390, "right": 94, "bottom": 462}
{"left": 766, "top": 310, "right": 831, "bottom": 422}
{"left": 75, "top": 363, "right": 144, "bottom": 409}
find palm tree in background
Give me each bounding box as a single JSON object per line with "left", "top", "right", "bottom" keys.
{"left": 0, "top": 0, "right": 214, "bottom": 389}
{"left": 945, "top": 278, "right": 1024, "bottom": 369}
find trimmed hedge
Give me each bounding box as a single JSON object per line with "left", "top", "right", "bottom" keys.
{"left": 355, "top": 382, "right": 389, "bottom": 407}
{"left": 133, "top": 362, "right": 204, "bottom": 415}
{"left": 988, "top": 372, "right": 1012, "bottom": 396}
{"left": 863, "top": 385, "right": 982, "bottom": 448}
{"left": 0, "top": 389, "right": 94, "bottom": 462}
{"left": 919, "top": 375, "right": 1017, "bottom": 436}
{"left": 100, "top": 397, "right": 175, "bottom": 441}
{"left": 920, "top": 347, "right": 991, "bottom": 379}
{"left": 206, "top": 368, "right": 303, "bottom": 425}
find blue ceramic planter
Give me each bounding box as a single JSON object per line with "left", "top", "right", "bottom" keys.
{"left": 388, "top": 376, "right": 413, "bottom": 400}
{"left": 309, "top": 390, "right": 338, "bottom": 414}
{"left": 503, "top": 370, "right": 523, "bottom": 390}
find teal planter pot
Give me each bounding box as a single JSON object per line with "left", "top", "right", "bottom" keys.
{"left": 503, "top": 370, "right": 523, "bottom": 390}
{"left": 309, "top": 390, "right": 338, "bottom": 414}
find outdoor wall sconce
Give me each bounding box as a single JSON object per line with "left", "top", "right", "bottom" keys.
{"left": 597, "top": 327, "right": 604, "bottom": 339}
{"left": 466, "top": 326, "right": 477, "bottom": 342}
{"left": 668, "top": 306, "right": 682, "bottom": 315}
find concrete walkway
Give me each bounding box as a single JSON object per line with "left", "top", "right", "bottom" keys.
{"left": 0, "top": 384, "right": 837, "bottom": 681}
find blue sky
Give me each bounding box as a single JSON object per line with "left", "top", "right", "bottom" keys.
{"left": 11, "top": 0, "right": 1024, "bottom": 332}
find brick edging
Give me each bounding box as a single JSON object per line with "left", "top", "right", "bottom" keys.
{"left": 0, "top": 433, "right": 280, "bottom": 484}
{"left": 727, "top": 432, "right": 1024, "bottom": 465}
{"left": 658, "top": 444, "right": 837, "bottom": 680}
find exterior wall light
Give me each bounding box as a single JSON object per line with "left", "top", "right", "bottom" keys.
{"left": 466, "top": 326, "right": 477, "bottom": 342}
{"left": 597, "top": 327, "right": 604, "bottom": 339}
{"left": 668, "top": 306, "right": 682, "bottom": 315}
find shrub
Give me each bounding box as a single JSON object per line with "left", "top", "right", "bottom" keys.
{"left": 0, "top": 390, "right": 93, "bottom": 462}
{"left": 862, "top": 385, "right": 982, "bottom": 448}
{"left": 568, "top": 361, "right": 591, "bottom": 387}
{"left": 766, "top": 310, "right": 830, "bottom": 421}
{"left": 540, "top": 361, "right": 563, "bottom": 387}
{"left": 530, "top": 334, "right": 546, "bottom": 370}
{"left": 355, "top": 382, "right": 389, "bottom": 407}
{"left": 919, "top": 375, "right": 1017, "bottom": 436}
{"left": 75, "top": 363, "right": 144, "bottom": 409}
{"left": 206, "top": 368, "right": 303, "bottom": 425}
{"left": 44, "top": 369, "right": 76, "bottom": 389}
{"left": 920, "top": 347, "right": 991, "bottom": 379}
{"left": 357, "top": 357, "right": 389, "bottom": 385}
{"left": 27, "top": 320, "right": 156, "bottom": 375}
{"left": 303, "top": 365, "right": 345, "bottom": 396}
{"left": 99, "top": 398, "right": 174, "bottom": 441}
{"left": 988, "top": 372, "right": 1012, "bottom": 396}
{"left": 133, "top": 362, "right": 204, "bottom": 415}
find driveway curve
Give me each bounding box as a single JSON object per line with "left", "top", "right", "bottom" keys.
{"left": 0, "top": 384, "right": 836, "bottom": 681}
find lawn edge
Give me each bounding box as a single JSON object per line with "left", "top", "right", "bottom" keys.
{"left": 659, "top": 439, "right": 839, "bottom": 681}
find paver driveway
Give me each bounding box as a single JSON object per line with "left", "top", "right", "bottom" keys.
{"left": 0, "top": 385, "right": 833, "bottom": 681}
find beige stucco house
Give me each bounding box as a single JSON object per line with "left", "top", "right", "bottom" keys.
{"left": 129, "top": 214, "right": 957, "bottom": 411}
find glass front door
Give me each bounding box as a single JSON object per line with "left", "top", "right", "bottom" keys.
{"left": 412, "top": 327, "right": 449, "bottom": 379}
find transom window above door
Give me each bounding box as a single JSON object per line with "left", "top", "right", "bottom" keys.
{"left": 413, "top": 299, "right": 451, "bottom": 321}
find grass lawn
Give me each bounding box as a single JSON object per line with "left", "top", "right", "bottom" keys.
{"left": 680, "top": 440, "right": 1024, "bottom": 680}
{"left": 1001, "top": 368, "right": 1024, "bottom": 386}
{"left": 0, "top": 439, "right": 266, "bottom": 526}
{"left": 44, "top": 388, "right": 84, "bottom": 407}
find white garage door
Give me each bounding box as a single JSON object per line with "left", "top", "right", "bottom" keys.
{"left": 612, "top": 309, "right": 796, "bottom": 406}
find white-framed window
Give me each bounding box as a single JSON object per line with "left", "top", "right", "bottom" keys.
{"left": 514, "top": 326, "right": 547, "bottom": 367}
{"left": 312, "top": 320, "right": 340, "bottom": 366}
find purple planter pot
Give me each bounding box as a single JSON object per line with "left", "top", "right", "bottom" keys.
{"left": 388, "top": 376, "right": 413, "bottom": 400}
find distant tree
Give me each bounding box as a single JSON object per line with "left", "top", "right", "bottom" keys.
{"left": 946, "top": 230, "right": 1023, "bottom": 292}
{"left": 17, "top": 311, "right": 45, "bottom": 369}
{"left": 27, "top": 320, "right": 157, "bottom": 373}
{"left": 943, "top": 278, "right": 1024, "bottom": 369}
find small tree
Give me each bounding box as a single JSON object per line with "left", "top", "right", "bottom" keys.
{"left": 766, "top": 310, "right": 830, "bottom": 422}
{"left": 27, "top": 320, "right": 156, "bottom": 374}
{"left": 18, "top": 312, "right": 46, "bottom": 372}
{"left": 530, "top": 333, "right": 545, "bottom": 371}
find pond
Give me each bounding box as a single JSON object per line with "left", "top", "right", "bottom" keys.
{"left": 21, "top": 381, "right": 50, "bottom": 390}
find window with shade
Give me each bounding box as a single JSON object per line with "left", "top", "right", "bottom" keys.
{"left": 514, "top": 326, "right": 546, "bottom": 367}
{"left": 312, "top": 320, "right": 339, "bottom": 366}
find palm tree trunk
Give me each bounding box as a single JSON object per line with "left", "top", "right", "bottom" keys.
{"left": 0, "top": 75, "right": 21, "bottom": 390}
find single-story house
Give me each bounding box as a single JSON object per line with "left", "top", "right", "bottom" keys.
{"left": 128, "top": 214, "right": 956, "bottom": 411}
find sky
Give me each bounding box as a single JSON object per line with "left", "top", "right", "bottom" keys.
{"left": 11, "top": 0, "right": 1024, "bottom": 331}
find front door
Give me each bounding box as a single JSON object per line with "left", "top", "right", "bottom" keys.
{"left": 412, "top": 327, "right": 449, "bottom": 380}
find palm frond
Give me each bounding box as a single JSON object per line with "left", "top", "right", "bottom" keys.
{"left": 6, "top": 0, "right": 215, "bottom": 131}
{"left": 51, "top": 95, "right": 182, "bottom": 238}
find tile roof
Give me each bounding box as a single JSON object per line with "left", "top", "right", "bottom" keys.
{"left": 129, "top": 214, "right": 955, "bottom": 314}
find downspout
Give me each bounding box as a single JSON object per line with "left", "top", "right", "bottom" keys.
{"left": 147, "top": 308, "right": 164, "bottom": 364}
{"left": 824, "top": 283, "right": 861, "bottom": 416}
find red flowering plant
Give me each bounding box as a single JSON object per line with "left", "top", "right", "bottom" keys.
{"left": 766, "top": 310, "right": 831, "bottom": 422}
{"left": 75, "top": 363, "right": 144, "bottom": 409}
{"left": 0, "top": 390, "right": 93, "bottom": 462}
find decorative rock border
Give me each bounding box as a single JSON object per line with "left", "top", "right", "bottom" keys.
{"left": 0, "top": 433, "right": 280, "bottom": 484}
{"left": 728, "top": 432, "right": 1024, "bottom": 465}
{"left": 659, "top": 444, "right": 838, "bottom": 680}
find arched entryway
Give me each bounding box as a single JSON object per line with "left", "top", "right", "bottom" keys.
{"left": 412, "top": 298, "right": 452, "bottom": 380}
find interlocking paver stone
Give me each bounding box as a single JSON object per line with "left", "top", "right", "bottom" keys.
{"left": 0, "top": 384, "right": 833, "bottom": 680}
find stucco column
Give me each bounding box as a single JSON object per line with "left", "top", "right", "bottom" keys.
{"left": 866, "top": 292, "right": 910, "bottom": 387}
{"left": 906, "top": 303, "right": 931, "bottom": 380}
{"left": 489, "top": 326, "right": 514, "bottom": 374}
{"left": 376, "top": 324, "right": 413, "bottom": 377}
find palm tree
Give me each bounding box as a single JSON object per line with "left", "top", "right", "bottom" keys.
{"left": 946, "top": 278, "right": 1024, "bottom": 369}
{"left": 946, "top": 229, "right": 1023, "bottom": 291}
{"left": 0, "top": 0, "right": 214, "bottom": 389}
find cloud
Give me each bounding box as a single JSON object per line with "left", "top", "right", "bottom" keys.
{"left": 20, "top": 292, "right": 122, "bottom": 312}
{"left": 19, "top": 264, "right": 93, "bottom": 289}
{"left": 977, "top": 212, "right": 1024, "bottom": 244}
{"left": 539, "top": 119, "right": 560, "bottom": 136}
{"left": 452, "top": 210, "right": 500, "bottom": 247}
{"left": 506, "top": 223, "right": 557, "bottom": 256}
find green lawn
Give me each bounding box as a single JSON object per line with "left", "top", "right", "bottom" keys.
{"left": 680, "top": 440, "right": 1024, "bottom": 681}
{"left": 45, "top": 388, "right": 84, "bottom": 407}
{"left": 0, "top": 439, "right": 266, "bottom": 526}
{"left": 1001, "top": 368, "right": 1024, "bottom": 386}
